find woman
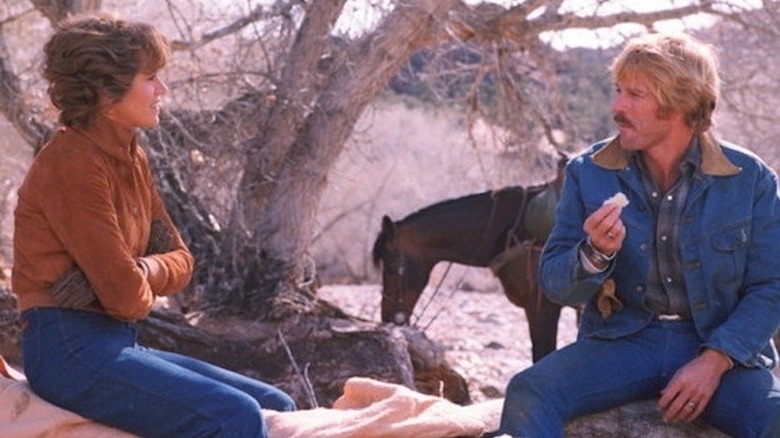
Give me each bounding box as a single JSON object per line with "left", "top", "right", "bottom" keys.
{"left": 12, "top": 13, "right": 295, "bottom": 437}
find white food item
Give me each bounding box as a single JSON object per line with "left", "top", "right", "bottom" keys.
{"left": 603, "top": 192, "right": 629, "bottom": 208}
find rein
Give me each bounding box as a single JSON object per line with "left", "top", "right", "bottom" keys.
{"left": 487, "top": 185, "right": 535, "bottom": 274}
{"left": 413, "top": 187, "right": 525, "bottom": 329}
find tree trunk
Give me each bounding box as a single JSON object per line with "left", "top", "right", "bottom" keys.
{"left": 137, "top": 305, "right": 470, "bottom": 408}
{"left": 211, "top": 0, "right": 462, "bottom": 317}
{"left": 0, "top": 283, "right": 22, "bottom": 366}
{"left": 0, "top": 283, "right": 469, "bottom": 408}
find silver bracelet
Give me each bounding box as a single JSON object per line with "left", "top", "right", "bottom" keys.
{"left": 585, "top": 237, "right": 616, "bottom": 265}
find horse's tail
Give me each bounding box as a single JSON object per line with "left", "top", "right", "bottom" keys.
{"left": 372, "top": 215, "right": 394, "bottom": 268}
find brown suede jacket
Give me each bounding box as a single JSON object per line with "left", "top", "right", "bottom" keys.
{"left": 12, "top": 120, "right": 194, "bottom": 321}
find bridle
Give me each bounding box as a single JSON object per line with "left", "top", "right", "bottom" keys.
{"left": 385, "top": 188, "right": 525, "bottom": 328}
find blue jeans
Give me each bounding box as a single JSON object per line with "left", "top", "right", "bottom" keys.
{"left": 498, "top": 320, "right": 780, "bottom": 438}
{"left": 21, "top": 308, "right": 296, "bottom": 438}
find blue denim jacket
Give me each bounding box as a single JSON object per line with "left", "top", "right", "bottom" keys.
{"left": 540, "top": 133, "right": 780, "bottom": 369}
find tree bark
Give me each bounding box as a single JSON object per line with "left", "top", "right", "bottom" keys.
{"left": 214, "top": 0, "right": 463, "bottom": 316}
{"left": 0, "top": 284, "right": 22, "bottom": 366}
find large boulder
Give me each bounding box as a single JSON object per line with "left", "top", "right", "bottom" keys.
{"left": 565, "top": 399, "right": 728, "bottom": 437}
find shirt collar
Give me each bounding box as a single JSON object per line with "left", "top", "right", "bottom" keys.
{"left": 591, "top": 131, "right": 740, "bottom": 176}
{"left": 71, "top": 117, "right": 138, "bottom": 162}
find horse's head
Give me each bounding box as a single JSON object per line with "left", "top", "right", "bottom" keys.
{"left": 373, "top": 215, "right": 422, "bottom": 325}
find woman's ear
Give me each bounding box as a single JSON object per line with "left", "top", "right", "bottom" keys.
{"left": 97, "top": 95, "right": 116, "bottom": 120}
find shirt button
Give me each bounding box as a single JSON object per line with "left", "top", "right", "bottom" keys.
{"left": 666, "top": 194, "right": 674, "bottom": 201}
{"left": 661, "top": 235, "right": 668, "bottom": 242}
{"left": 666, "top": 276, "right": 673, "bottom": 283}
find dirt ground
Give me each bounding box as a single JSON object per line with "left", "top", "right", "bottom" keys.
{"left": 317, "top": 265, "right": 780, "bottom": 404}
{"left": 316, "top": 265, "right": 580, "bottom": 403}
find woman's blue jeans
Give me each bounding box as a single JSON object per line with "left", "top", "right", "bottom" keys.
{"left": 498, "top": 320, "right": 780, "bottom": 438}
{"left": 21, "top": 307, "right": 296, "bottom": 438}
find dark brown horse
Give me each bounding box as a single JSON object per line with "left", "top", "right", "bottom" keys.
{"left": 372, "top": 156, "right": 567, "bottom": 362}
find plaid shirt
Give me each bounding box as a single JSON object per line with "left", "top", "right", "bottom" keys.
{"left": 635, "top": 144, "right": 697, "bottom": 316}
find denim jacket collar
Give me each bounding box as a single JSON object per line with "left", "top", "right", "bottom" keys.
{"left": 590, "top": 131, "right": 741, "bottom": 176}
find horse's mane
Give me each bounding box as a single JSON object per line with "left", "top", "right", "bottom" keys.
{"left": 371, "top": 229, "right": 387, "bottom": 268}
{"left": 372, "top": 189, "right": 520, "bottom": 268}
{"left": 401, "top": 186, "right": 524, "bottom": 224}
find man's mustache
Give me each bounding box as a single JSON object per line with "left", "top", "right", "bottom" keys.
{"left": 614, "top": 114, "right": 633, "bottom": 128}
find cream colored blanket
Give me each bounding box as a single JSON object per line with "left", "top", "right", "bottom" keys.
{"left": 0, "top": 356, "right": 135, "bottom": 438}
{"left": 265, "top": 377, "right": 503, "bottom": 438}
{"left": 0, "top": 356, "right": 501, "bottom": 438}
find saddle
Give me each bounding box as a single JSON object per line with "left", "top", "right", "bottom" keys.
{"left": 523, "top": 183, "right": 559, "bottom": 243}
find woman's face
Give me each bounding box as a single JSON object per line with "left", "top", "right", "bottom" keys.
{"left": 106, "top": 69, "right": 168, "bottom": 129}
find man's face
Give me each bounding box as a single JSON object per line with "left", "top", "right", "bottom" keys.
{"left": 611, "top": 72, "right": 681, "bottom": 152}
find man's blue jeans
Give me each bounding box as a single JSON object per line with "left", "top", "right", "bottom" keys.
{"left": 498, "top": 320, "right": 780, "bottom": 437}
{"left": 21, "top": 307, "right": 296, "bottom": 438}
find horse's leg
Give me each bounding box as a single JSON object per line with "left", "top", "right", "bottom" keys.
{"left": 496, "top": 245, "right": 563, "bottom": 363}
{"left": 526, "top": 290, "right": 563, "bottom": 362}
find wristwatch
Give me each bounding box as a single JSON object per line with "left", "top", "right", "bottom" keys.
{"left": 582, "top": 237, "right": 615, "bottom": 268}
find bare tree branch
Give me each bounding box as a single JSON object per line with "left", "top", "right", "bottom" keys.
{"left": 168, "top": 2, "right": 300, "bottom": 51}
{"left": 27, "top": 0, "right": 102, "bottom": 26}
{"left": 0, "top": 6, "right": 36, "bottom": 27}
{"left": 253, "top": 0, "right": 461, "bottom": 260}
{"left": 0, "top": 31, "right": 50, "bottom": 151}
{"left": 237, "top": 0, "right": 349, "bottom": 227}
{"left": 439, "top": 0, "right": 757, "bottom": 48}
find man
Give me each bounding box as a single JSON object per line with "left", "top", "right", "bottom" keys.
{"left": 491, "top": 32, "right": 780, "bottom": 437}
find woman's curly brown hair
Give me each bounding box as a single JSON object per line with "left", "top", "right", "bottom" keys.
{"left": 43, "top": 12, "right": 170, "bottom": 129}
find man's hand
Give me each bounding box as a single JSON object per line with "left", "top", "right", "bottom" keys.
{"left": 657, "top": 348, "right": 733, "bottom": 423}
{"left": 583, "top": 202, "right": 625, "bottom": 255}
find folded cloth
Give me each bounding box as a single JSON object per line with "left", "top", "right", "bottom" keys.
{"left": 264, "top": 376, "right": 503, "bottom": 438}
{"left": 0, "top": 355, "right": 138, "bottom": 438}
{"left": 51, "top": 220, "right": 173, "bottom": 309}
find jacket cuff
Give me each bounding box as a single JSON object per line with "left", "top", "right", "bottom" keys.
{"left": 137, "top": 256, "right": 169, "bottom": 294}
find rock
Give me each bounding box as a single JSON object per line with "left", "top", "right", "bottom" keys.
{"left": 565, "top": 399, "right": 728, "bottom": 437}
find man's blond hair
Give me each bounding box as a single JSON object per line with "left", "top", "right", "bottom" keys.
{"left": 610, "top": 32, "right": 720, "bottom": 132}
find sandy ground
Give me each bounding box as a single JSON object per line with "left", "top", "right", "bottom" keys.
{"left": 318, "top": 264, "right": 780, "bottom": 404}
{"left": 317, "top": 265, "right": 579, "bottom": 403}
